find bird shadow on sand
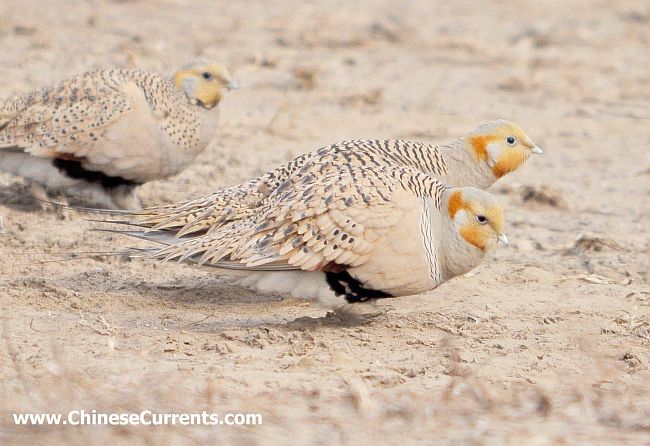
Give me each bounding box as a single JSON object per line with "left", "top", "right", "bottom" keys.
{"left": 0, "top": 180, "right": 108, "bottom": 213}
{"left": 282, "top": 310, "right": 389, "bottom": 329}
{"left": 186, "top": 303, "right": 392, "bottom": 333}
{"left": 133, "top": 276, "right": 391, "bottom": 331}
{"left": 0, "top": 182, "right": 44, "bottom": 212}
{"left": 185, "top": 312, "right": 385, "bottom": 334}
{"left": 46, "top": 251, "right": 392, "bottom": 331}
{"left": 132, "top": 276, "right": 285, "bottom": 308}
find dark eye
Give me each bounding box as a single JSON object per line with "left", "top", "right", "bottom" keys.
{"left": 202, "top": 72, "right": 212, "bottom": 80}
{"left": 506, "top": 136, "right": 517, "bottom": 145}
{"left": 476, "top": 215, "right": 488, "bottom": 224}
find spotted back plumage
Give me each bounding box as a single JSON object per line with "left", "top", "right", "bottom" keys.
{"left": 0, "top": 69, "right": 207, "bottom": 157}
{"left": 0, "top": 64, "right": 234, "bottom": 198}
{"left": 147, "top": 163, "right": 448, "bottom": 274}
{"left": 136, "top": 138, "right": 456, "bottom": 235}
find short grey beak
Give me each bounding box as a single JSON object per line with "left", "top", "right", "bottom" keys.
{"left": 531, "top": 146, "right": 544, "bottom": 154}
{"left": 227, "top": 81, "right": 240, "bottom": 90}
{"left": 497, "top": 233, "right": 509, "bottom": 245}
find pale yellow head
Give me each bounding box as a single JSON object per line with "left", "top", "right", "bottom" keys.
{"left": 174, "top": 63, "right": 238, "bottom": 109}
{"left": 447, "top": 188, "right": 507, "bottom": 251}
{"left": 466, "top": 120, "right": 543, "bottom": 179}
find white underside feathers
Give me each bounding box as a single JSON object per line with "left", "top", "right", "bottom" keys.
{"left": 238, "top": 271, "right": 342, "bottom": 307}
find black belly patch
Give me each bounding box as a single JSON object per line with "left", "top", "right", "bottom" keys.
{"left": 53, "top": 159, "right": 141, "bottom": 189}
{"left": 325, "top": 270, "right": 393, "bottom": 303}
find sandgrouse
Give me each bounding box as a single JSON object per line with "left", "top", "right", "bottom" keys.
{"left": 0, "top": 62, "right": 237, "bottom": 209}
{"left": 108, "top": 163, "right": 508, "bottom": 307}
{"left": 125, "top": 119, "right": 540, "bottom": 234}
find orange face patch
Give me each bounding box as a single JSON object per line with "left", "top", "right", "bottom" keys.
{"left": 456, "top": 202, "right": 504, "bottom": 251}
{"left": 469, "top": 135, "right": 500, "bottom": 161}
{"left": 194, "top": 85, "right": 223, "bottom": 108}
{"left": 173, "top": 71, "right": 192, "bottom": 91}
{"left": 447, "top": 190, "right": 465, "bottom": 219}
{"left": 493, "top": 148, "right": 528, "bottom": 178}
{"left": 174, "top": 69, "right": 225, "bottom": 108}
{"left": 460, "top": 226, "right": 487, "bottom": 250}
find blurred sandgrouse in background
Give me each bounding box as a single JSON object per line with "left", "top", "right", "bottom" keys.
{"left": 0, "top": 62, "right": 237, "bottom": 209}
{"left": 131, "top": 119, "right": 541, "bottom": 236}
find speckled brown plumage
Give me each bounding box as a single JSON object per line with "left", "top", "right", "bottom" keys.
{"left": 0, "top": 63, "right": 236, "bottom": 208}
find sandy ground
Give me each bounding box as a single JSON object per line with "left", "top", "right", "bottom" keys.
{"left": 1, "top": 0, "right": 649, "bottom": 444}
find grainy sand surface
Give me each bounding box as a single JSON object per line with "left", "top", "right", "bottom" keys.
{"left": 0, "top": 0, "right": 649, "bottom": 444}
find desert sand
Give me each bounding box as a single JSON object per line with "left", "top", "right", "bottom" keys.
{"left": 0, "top": 0, "right": 649, "bottom": 444}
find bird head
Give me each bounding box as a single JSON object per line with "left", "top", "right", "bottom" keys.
{"left": 174, "top": 62, "right": 238, "bottom": 109}
{"left": 465, "top": 120, "right": 543, "bottom": 179}
{"left": 446, "top": 187, "right": 508, "bottom": 251}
